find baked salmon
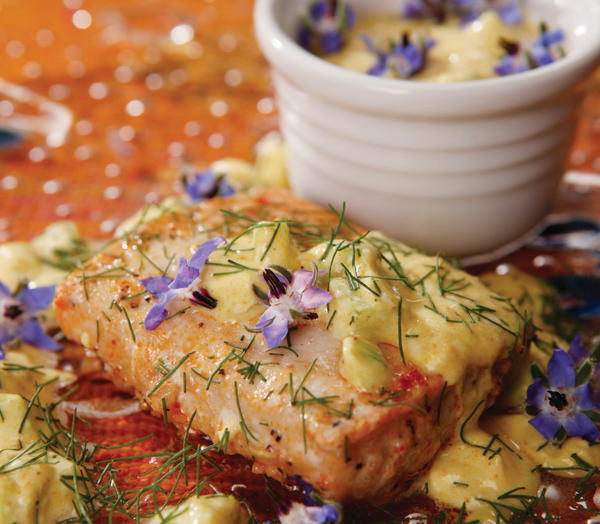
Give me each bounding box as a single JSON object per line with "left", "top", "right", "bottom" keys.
{"left": 55, "top": 188, "right": 528, "bottom": 502}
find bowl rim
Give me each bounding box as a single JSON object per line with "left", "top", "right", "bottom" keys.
{"left": 254, "top": 0, "right": 600, "bottom": 113}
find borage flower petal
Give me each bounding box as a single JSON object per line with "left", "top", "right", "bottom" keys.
{"left": 253, "top": 266, "right": 332, "bottom": 348}
{"left": 17, "top": 285, "right": 56, "bottom": 313}
{"left": 141, "top": 237, "right": 225, "bottom": 331}
{"left": 298, "top": 0, "right": 356, "bottom": 55}
{"left": 19, "top": 318, "right": 61, "bottom": 351}
{"left": 362, "top": 32, "right": 435, "bottom": 79}
{"left": 494, "top": 21, "right": 565, "bottom": 77}
{"left": 547, "top": 349, "right": 576, "bottom": 388}
{"left": 278, "top": 503, "right": 340, "bottom": 524}
{"left": 526, "top": 342, "right": 600, "bottom": 443}
{"left": 0, "top": 281, "right": 61, "bottom": 357}
{"left": 255, "top": 305, "right": 293, "bottom": 349}
{"left": 183, "top": 169, "right": 235, "bottom": 203}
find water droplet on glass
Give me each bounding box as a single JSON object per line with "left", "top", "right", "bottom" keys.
{"left": 72, "top": 9, "right": 93, "bottom": 30}
{"left": 570, "top": 150, "right": 588, "bottom": 166}
{"left": 43, "top": 180, "right": 63, "bottom": 194}
{"left": 5, "top": 40, "right": 25, "bottom": 58}
{"left": 170, "top": 24, "right": 194, "bottom": 45}
{"left": 145, "top": 191, "right": 160, "bottom": 203}
{"left": 104, "top": 186, "right": 122, "bottom": 200}
{"left": 0, "top": 218, "right": 11, "bottom": 231}
{"left": 257, "top": 97, "right": 275, "bottom": 114}
{"left": 67, "top": 60, "right": 86, "bottom": 78}
{"left": 125, "top": 99, "right": 145, "bottom": 117}
{"left": 533, "top": 255, "right": 555, "bottom": 268}
{"left": 104, "top": 163, "right": 121, "bottom": 178}
{"left": 48, "top": 84, "right": 71, "bottom": 101}
{"left": 35, "top": 29, "right": 55, "bottom": 47}
{"left": 46, "top": 132, "right": 65, "bottom": 148}
{"left": 115, "top": 65, "right": 134, "bottom": 83}
{"left": 75, "top": 119, "right": 93, "bottom": 136}
{"left": 224, "top": 69, "right": 243, "bottom": 87}
{"left": 0, "top": 101, "right": 14, "bottom": 118}
{"left": 210, "top": 100, "right": 229, "bottom": 117}
{"left": 23, "top": 61, "right": 43, "bottom": 79}
{"left": 495, "top": 263, "right": 511, "bottom": 275}
{"left": 74, "top": 145, "right": 93, "bottom": 161}
{"left": 100, "top": 219, "right": 117, "bottom": 233}
{"left": 145, "top": 73, "right": 163, "bottom": 91}
{"left": 184, "top": 121, "right": 202, "bottom": 137}
{"left": 63, "top": 0, "right": 83, "bottom": 8}
{"left": 29, "top": 147, "right": 47, "bottom": 163}
{"left": 208, "top": 133, "right": 225, "bottom": 149}
{"left": 218, "top": 34, "right": 238, "bottom": 52}
{"left": 56, "top": 204, "right": 73, "bottom": 217}
{"left": 118, "top": 125, "right": 135, "bottom": 141}
{"left": 168, "top": 142, "right": 185, "bottom": 157}
{"left": 1, "top": 175, "right": 18, "bottom": 190}
{"left": 89, "top": 82, "right": 109, "bottom": 100}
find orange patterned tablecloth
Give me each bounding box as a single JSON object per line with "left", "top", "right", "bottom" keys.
{"left": 1, "top": 2, "right": 600, "bottom": 522}
{"left": 0, "top": 0, "right": 599, "bottom": 242}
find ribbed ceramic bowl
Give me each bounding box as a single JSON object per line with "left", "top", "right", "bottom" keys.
{"left": 254, "top": 0, "right": 600, "bottom": 257}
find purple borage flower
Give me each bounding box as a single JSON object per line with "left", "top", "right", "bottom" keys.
{"left": 264, "top": 476, "right": 341, "bottom": 524}
{"left": 361, "top": 33, "right": 435, "bottom": 79}
{"left": 252, "top": 266, "right": 332, "bottom": 348}
{"left": 183, "top": 168, "right": 235, "bottom": 204}
{"left": 141, "top": 237, "right": 225, "bottom": 330}
{"left": 298, "top": 0, "right": 356, "bottom": 55}
{"left": 526, "top": 339, "right": 600, "bottom": 443}
{"left": 402, "top": 0, "right": 523, "bottom": 25}
{"left": 568, "top": 335, "right": 600, "bottom": 407}
{"left": 0, "top": 282, "right": 60, "bottom": 359}
{"left": 495, "top": 22, "right": 565, "bottom": 76}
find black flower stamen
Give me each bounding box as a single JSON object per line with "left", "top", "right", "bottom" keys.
{"left": 4, "top": 304, "right": 23, "bottom": 320}
{"left": 547, "top": 390, "right": 568, "bottom": 411}
{"left": 190, "top": 288, "right": 218, "bottom": 309}
{"left": 263, "top": 268, "right": 288, "bottom": 299}
{"left": 499, "top": 37, "right": 520, "bottom": 56}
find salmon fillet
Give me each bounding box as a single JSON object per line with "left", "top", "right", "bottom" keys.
{"left": 55, "top": 188, "right": 525, "bottom": 502}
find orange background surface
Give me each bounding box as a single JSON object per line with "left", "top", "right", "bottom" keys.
{"left": 0, "top": 0, "right": 599, "bottom": 245}
{"left": 1, "top": 1, "right": 600, "bottom": 521}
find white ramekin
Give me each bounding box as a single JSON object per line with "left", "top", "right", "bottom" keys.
{"left": 254, "top": 0, "right": 600, "bottom": 257}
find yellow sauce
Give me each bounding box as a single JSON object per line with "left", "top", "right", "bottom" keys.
{"left": 0, "top": 350, "right": 78, "bottom": 524}
{"left": 143, "top": 495, "right": 247, "bottom": 524}
{"left": 423, "top": 267, "right": 599, "bottom": 522}
{"left": 327, "top": 12, "right": 537, "bottom": 82}
{"left": 1, "top": 164, "right": 596, "bottom": 523}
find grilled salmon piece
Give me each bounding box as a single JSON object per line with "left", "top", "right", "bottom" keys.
{"left": 55, "top": 188, "right": 526, "bottom": 502}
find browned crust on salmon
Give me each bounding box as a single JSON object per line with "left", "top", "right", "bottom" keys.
{"left": 55, "top": 188, "right": 519, "bottom": 502}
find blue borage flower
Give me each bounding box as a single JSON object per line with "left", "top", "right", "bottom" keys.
{"left": 526, "top": 337, "right": 600, "bottom": 443}
{"left": 298, "top": 0, "right": 356, "bottom": 55}
{"left": 141, "top": 237, "right": 225, "bottom": 330}
{"left": 0, "top": 282, "right": 60, "bottom": 359}
{"left": 252, "top": 266, "right": 332, "bottom": 348}
{"left": 568, "top": 335, "right": 600, "bottom": 407}
{"left": 403, "top": 0, "right": 523, "bottom": 25}
{"left": 264, "top": 477, "right": 341, "bottom": 524}
{"left": 183, "top": 168, "right": 235, "bottom": 203}
{"left": 361, "top": 32, "right": 435, "bottom": 78}
{"left": 494, "top": 22, "right": 565, "bottom": 76}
